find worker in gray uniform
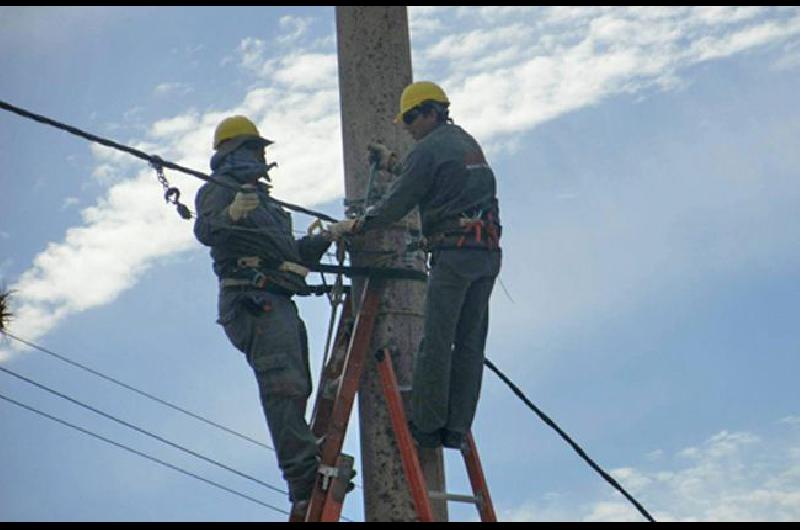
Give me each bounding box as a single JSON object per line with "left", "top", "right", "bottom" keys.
{"left": 329, "top": 81, "right": 502, "bottom": 449}
{"left": 193, "top": 116, "right": 331, "bottom": 513}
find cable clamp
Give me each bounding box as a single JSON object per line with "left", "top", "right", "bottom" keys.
{"left": 317, "top": 464, "right": 339, "bottom": 491}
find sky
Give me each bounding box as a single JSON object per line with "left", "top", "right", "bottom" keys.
{"left": 1, "top": 5, "right": 800, "bottom": 522}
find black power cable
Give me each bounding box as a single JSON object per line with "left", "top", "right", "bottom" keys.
{"left": 0, "top": 99, "right": 338, "bottom": 223}
{"left": 484, "top": 358, "right": 656, "bottom": 522}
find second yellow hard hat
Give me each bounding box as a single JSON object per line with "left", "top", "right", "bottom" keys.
{"left": 394, "top": 81, "right": 449, "bottom": 123}
{"left": 213, "top": 115, "right": 273, "bottom": 150}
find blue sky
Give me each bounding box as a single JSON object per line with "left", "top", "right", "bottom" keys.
{"left": 2, "top": 6, "right": 800, "bottom": 522}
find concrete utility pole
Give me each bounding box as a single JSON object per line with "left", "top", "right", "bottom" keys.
{"left": 335, "top": 6, "right": 447, "bottom": 522}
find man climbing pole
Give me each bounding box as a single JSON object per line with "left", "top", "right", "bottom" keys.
{"left": 329, "top": 81, "right": 503, "bottom": 450}
{"left": 193, "top": 116, "right": 332, "bottom": 516}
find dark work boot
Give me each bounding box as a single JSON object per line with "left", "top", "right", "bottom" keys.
{"left": 290, "top": 499, "right": 310, "bottom": 520}
{"left": 408, "top": 421, "right": 442, "bottom": 448}
{"left": 441, "top": 429, "right": 465, "bottom": 449}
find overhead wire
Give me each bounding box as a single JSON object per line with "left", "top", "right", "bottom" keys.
{"left": 2, "top": 331, "right": 371, "bottom": 493}
{"left": 483, "top": 358, "right": 656, "bottom": 522}
{"left": 0, "top": 364, "right": 288, "bottom": 496}
{"left": 0, "top": 392, "right": 290, "bottom": 516}
{"left": 2, "top": 331, "right": 274, "bottom": 451}
{"left": 0, "top": 99, "right": 338, "bottom": 223}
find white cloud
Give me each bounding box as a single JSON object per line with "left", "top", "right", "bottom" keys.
{"left": 122, "top": 106, "right": 144, "bottom": 123}
{"left": 61, "top": 197, "right": 79, "bottom": 210}
{"left": 408, "top": 9, "right": 444, "bottom": 38}
{"left": 771, "top": 38, "right": 800, "bottom": 71}
{"left": 89, "top": 143, "right": 138, "bottom": 184}
{"left": 409, "top": 6, "right": 800, "bottom": 144}
{"left": 502, "top": 423, "right": 800, "bottom": 521}
{"left": 425, "top": 24, "right": 531, "bottom": 62}
{"left": 270, "top": 52, "right": 338, "bottom": 90}
{"left": 4, "top": 169, "right": 196, "bottom": 350}
{"left": 278, "top": 15, "right": 312, "bottom": 44}
{"left": 238, "top": 37, "right": 266, "bottom": 72}
{"left": 150, "top": 113, "right": 200, "bottom": 137}
{"left": 153, "top": 81, "right": 193, "bottom": 97}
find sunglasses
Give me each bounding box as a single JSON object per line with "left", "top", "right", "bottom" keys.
{"left": 242, "top": 139, "right": 265, "bottom": 149}
{"left": 402, "top": 106, "right": 423, "bottom": 125}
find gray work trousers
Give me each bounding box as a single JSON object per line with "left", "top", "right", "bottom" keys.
{"left": 218, "top": 288, "right": 319, "bottom": 502}
{"left": 411, "top": 248, "right": 501, "bottom": 437}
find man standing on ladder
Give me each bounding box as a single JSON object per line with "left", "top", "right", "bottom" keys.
{"left": 193, "top": 116, "right": 332, "bottom": 516}
{"left": 329, "top": 81, "right": 502, "bottom": 450}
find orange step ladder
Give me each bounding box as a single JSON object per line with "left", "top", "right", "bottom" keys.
{"left": 291, "top": 277, "right": 496, "bottom": 522}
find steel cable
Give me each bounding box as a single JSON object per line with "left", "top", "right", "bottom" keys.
{"left": 484, "top": 357, "right": 656, "bottom": 522}
{"left": 0, "top": 99, "right": 337, "bottom": 223}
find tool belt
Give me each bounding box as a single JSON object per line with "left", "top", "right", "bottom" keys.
{"left": 424, "top": 208, "right": 502, "bottom": 252}
{"left": 220, "top": 256, "right": 311, "bottom": 296}
{"left": 220, "top": 277, "right": 294, "bottom": 295}
{"left": 220, "top": 277, "right": 336, "bottom": 297}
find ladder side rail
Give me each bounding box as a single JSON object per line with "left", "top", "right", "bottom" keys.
{"left": 375, "top": 348, "right": 435, "bottom": 522}
{"left": 309, "top": 294, "right": 355, "bottom": 438}
{"left": 305, "top": 279, "right": 383, "bottom": 522}
{"left": 319, "top": 454, "right": 355, "bottom": 522}
{"left": 461, "top": 432, "right": 497, "bottom": 522}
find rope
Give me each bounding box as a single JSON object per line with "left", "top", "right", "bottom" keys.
{"left": 0, "top": 99, "right": 337, "bottom": 223}
{"left": 483, "top": 358, "right": 656, "bottom": 522}
{"left": 2, "top": 331, "right": 274, "bottom": 451}
{"left": 0, "top": 364, "right": 288, "bottom": 496}
{"left": 0, "top": 392, "right": 291, "bottom": 516}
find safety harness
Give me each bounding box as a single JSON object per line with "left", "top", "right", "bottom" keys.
{"left": 421, "top": 202, "right": 502, "bottom": 252}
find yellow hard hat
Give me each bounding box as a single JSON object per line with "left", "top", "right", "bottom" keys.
{"left": 213, "top": 115, "right": 273, "bottom": 150}
{"left": 394, "top": 81, "right": 450, "bottom": 123}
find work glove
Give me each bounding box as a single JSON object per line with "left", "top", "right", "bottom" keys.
{"left": 279, "top": 261, "right": 310, "bottom": 278}
{"left": 327, "top": 218, "right": 360, "bottom": 239}
{"left": 228, "top": 189, "right": 259, "bottom": 222}
{"left": 368, "top": 142, "right": 398, "bottom": 172}
{"left": 298, "top": 234, "right": 332, "bottom": 263}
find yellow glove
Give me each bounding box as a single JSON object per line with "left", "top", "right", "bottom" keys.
{"left": 279, "top": 261, "right": 310, "bottom": 278}
{"left": 368, "top": 142, "right": 398, "bottom": 172}
{"left": 327, "top": 218, "right": 359, "bottom": 239}
{"left": 228, "top": 189, "right": 259, "bottom": 221}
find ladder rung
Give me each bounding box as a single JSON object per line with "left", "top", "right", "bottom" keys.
{"left": 428, "top": 491, "right": 481, "bottom": 505}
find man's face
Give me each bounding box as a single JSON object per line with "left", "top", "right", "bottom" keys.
{"left": 402, "top": 107, "right": 439, "bottom": 141}
{"left": 242, "top": 140, "right": 266, "bottom": 163}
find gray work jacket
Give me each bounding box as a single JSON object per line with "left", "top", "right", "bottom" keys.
{"left": 361, "top": 122, "right": 500, "bottom": 237}
{"left": 193, "top": 174, "right": 327, "bottom": 293}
